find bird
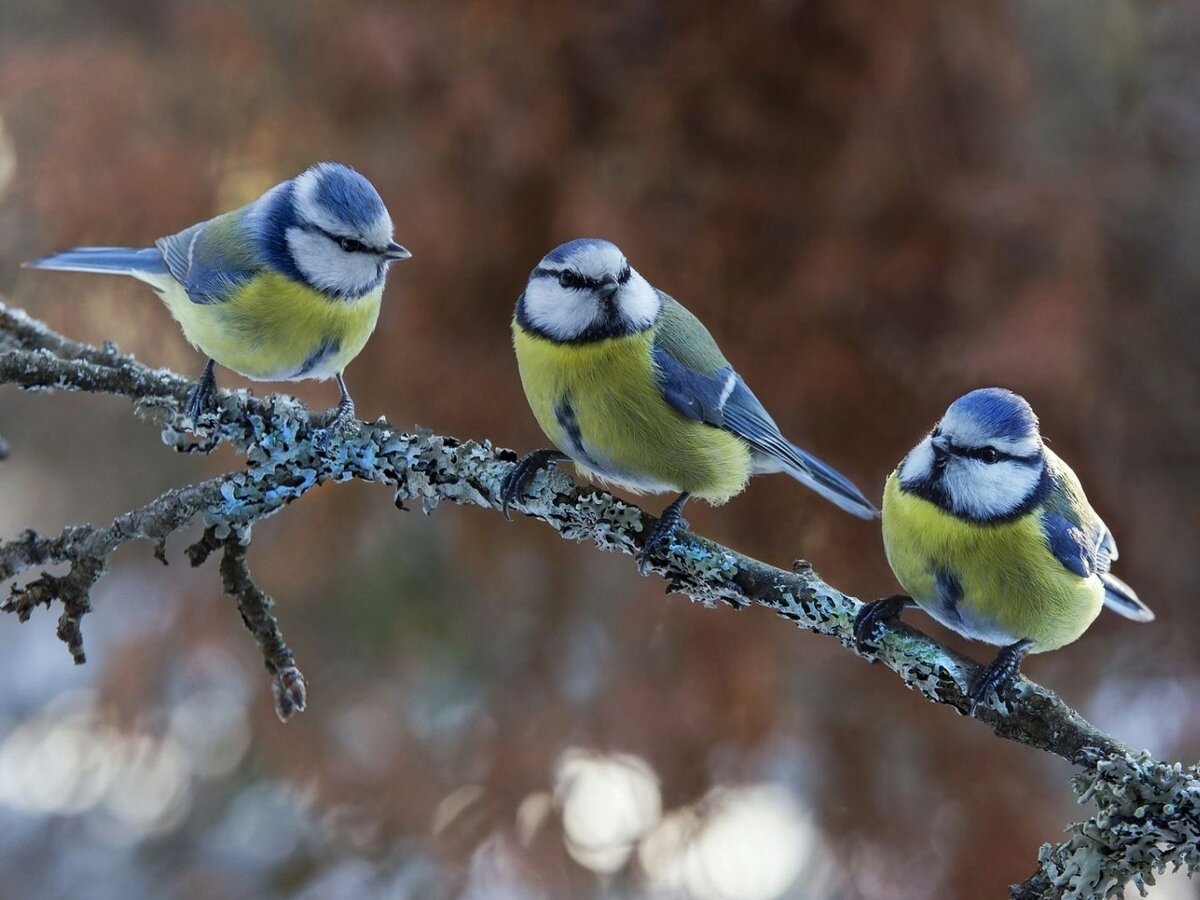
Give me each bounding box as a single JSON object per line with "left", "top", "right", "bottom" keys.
{"left": 500, "top": 237, "right": 878, "bottom": 562}
{"left": 26, "top": 162, "right": 411, "bottom": 427}
{"left": 853, "top": 387, "right": 1154, "bottom": 710}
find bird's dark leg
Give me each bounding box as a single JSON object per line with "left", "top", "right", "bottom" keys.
{"left": 638, "top": 492, "right": 691, "bottom": 568}
{"left": 324, "top": 372, "right": 356, "bottom": 430}
{"left": 184, "top": 359, "right": 218, "bottom": 422}
{"left": 500, "top": 449, "right": 570, "bottom": 520}
{"left": 852, "top": 594, "right": 914, "bottom": 652}
{"left": 968, "top": 639, "right": 1035, "bottom": 714}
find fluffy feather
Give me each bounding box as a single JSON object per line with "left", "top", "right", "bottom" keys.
{"left": 882, "top": 470, "right": 1105, "bottom": 652}
{"left": 26, "top": 162, "right": 405, "bottom": 389}
{"left": 885, "top": 389, "right": 1154, "bottom": 652}
{"left": 512, "top": 323, "right": 753, "bottom": 502}
{"left": 520, "top": 240, "right": 660, "bottom": 342}
{"left": 512, "top": 239, "right": 876, "bottom": 515}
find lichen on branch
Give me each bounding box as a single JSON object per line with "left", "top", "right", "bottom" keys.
{"left": 0, "top": 300, "right": 1196, "bottom": 897}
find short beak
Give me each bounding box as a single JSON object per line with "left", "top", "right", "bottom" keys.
{"left": 597, "top": 281, "right": 618, "bottom": 302}
{"left": 384, "top": 241, "right": 412, "bottom": 261}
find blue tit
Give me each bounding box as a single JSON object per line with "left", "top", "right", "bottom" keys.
{"left": 853, "top": 387, "right": 1154, "bottom": 709}
{"left": 27, "top": 162, "right": 411, "bottom": 425}
{"left": 500, "top": 237, "right": 878, "bottom": 560}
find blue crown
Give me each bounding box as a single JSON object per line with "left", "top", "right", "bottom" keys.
{"left": 543, "top": 237, "right": 617, "bottom": 264}
{"left": 948, "top": 388, "right": 1040, "bottom": 441}
{"left": 309, "top": 162, "right": 386, "bottom": 229}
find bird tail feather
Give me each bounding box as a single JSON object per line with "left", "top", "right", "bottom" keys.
{"left": 1101, "top": 572, "right": 1155, "bottom": 622}
{"left": 781, "top": 441, "right": 879, "bottom": 520}
{"left": 24, "top": 247, "right": 167, "bottom": 277}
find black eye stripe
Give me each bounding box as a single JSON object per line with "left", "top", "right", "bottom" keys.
{"left": 307, "top": 224, "right": 381, "bottom": 254}
{"left": 946, "top": 443, "right": 1039, "bottom": 465}
{"left": 534, "top": 267, "right": 624, "bottom": 290}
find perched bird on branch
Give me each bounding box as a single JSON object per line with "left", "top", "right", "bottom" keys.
{"left": 855, "top": 387, "right": 1154, "bottom": 708}
{"left": 501, "top": 237, "right": 878, "bottom": 562}
{"left": 26, "top": 162, "right": 411, "bottom": 427}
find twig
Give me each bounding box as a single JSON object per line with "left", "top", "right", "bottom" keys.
{"left": 0, "top": 300, "right": 1195, "bottom": 897}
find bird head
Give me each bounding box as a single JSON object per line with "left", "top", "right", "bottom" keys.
{"left": 517, "top": 238, "right": 661, "bottom": 342}
{"left": 898, "top": 387, "right": 1047, "bottom": 522}
{"left": 258, "top": 162, "right": 410, "bottom": 299}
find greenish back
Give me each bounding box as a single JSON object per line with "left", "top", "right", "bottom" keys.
{"left": 156, "top": 206, "right": 262, "bottom": 305}
{"left": 652, "top": 294, "right": 729, "bottom": 376}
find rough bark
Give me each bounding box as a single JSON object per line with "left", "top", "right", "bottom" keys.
{"left": 0, "top": 301, "right": 1195, "bottom": 898}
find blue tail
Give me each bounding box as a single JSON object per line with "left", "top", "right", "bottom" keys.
{"left": 25, "top": 247, "right": 168, "bottom": 277}
{"left": 1101, "top": 572, "right": 1155, "bottom": 622}
{"left": 781, "top": 440, "right": 880, "bottom": 520}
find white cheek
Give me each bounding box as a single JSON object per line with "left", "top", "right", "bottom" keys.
{"left": 286, "top": 228, "right": 382, "bottom": 297}
{"left": 523, "top": 280, "right": 602, "bottom": 341}
{"left": 944, "top": 460, "right": 1041, "bottom": 519}
{"left": 898, "top": 438, "right": 935, "bottom": 486}
{"left": 616, "top": 273, "right": 661, "bottom": 329}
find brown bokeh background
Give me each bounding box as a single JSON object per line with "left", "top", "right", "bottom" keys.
{"left": 0, "top": 2, "right": 1197, "bottom": 897}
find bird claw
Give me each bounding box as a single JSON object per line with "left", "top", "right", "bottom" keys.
{"left": 966, "top": 639, "right": 1033, "bottom": 715}
{"left": 184, "top": 380, "right": 215, "bottom": 424}
{"left": 636, "top": 511, "right": 688, "bottom": 573}
{"left": 499, "top": 449, "right": 566, "bottom": 520}
{"left": 852, "top": 594, "right": 910, "bottom": 653}
{"left": 183, "top": 360, "right": 218, "bottom": 427}
{"left": 321, "top": 396, "right": 357, "bottom": 433}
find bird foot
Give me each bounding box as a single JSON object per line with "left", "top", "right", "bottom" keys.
{"left": 499, "top": 449, "right": 568, "bottom": 520}
{"left": 321, "top": 395, "right": 357, "bottom": 433}
{"left": 636, "top": 502, "right": 689, "bottom": 573}
{"left": 852, "top": 594, "right": 912, "bottom": 652}
{"left": 967, "top": 639, "right": 1034, "bottom": 714}
{"left": 183, "top": 377, "right": 217, "bottom": 425}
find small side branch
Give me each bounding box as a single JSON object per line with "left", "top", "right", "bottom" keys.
{"left": 0, "top": 477, "right": 230, "bottom": 662}
{"left": 188, "top": 525, "right": 307, "bottom": 721}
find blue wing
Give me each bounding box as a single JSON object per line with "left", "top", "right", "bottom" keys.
{"left": 154, "top": 210, "right": 261, "bottom": 305}
{"left": 1041, "top": 511, "right": 1096, "bottom": 579}
{"left": 652, "top": 344, "right": 732, "bottom": 425}
{"left": 651, "top": 344, "right": 878, "bottom": 519}
{"left": 27, "top": 208, "right": 261, "bottom": 306}
{"left": 1041, "top": 472, "right": 1154, "bottom": 622}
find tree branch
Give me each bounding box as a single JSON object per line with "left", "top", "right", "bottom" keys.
{"left": 0, "top": 300, "right": 1195, "bottom": 897}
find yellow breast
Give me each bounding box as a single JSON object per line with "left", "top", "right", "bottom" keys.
{"left": 156, "top": 273, "right": 382, "bottom": 382}
{"left": 880, "top": 472, "right": 1103, "bottom": 652}
{"left": 512, "top": 323, "right": 752, "bottom": 503}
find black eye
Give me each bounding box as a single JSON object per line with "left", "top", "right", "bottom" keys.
{"left": 559, "top": 270, "right": 580, "bottom": 289}
{"left": 618, "top": 265, "right": 631, "bottom": 284}
{"left": 979, "top": 447, "right": 1000, "bottom": 464}
{"left": 338, "top": 237, "right": 365, "bottom": 253}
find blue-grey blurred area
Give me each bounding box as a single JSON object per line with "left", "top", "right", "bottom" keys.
{"left": 0, "top": 1, "right": 1198, "bottom": 897}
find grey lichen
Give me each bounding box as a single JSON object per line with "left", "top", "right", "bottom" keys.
{"left": 1013, "top": 753, "right": 1200, "bottom": 898}
{"left": 0, "top": 300, "right": 1197, "bottom": 896}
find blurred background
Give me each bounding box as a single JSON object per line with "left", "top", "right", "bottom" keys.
{"left": 0, "top": 1, "right": 1197, "bottom": 897}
